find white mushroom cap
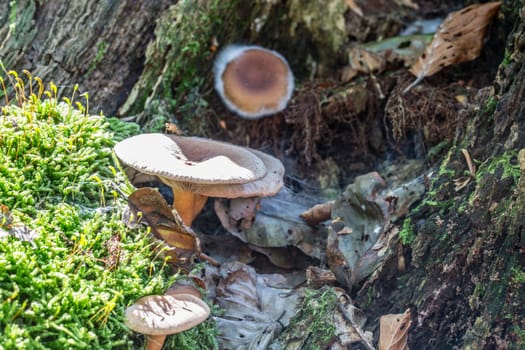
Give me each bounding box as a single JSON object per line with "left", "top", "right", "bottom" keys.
{"left": 125, "top": 294, "right": 210, "bottom": 336}
{"left": 114, "top": 134, "right": 267, "bottom": 185}
{"left": 214, "top": 45, "right": 294, "bottom": 119}
{"left": 203, "top": 148, "right": 284, "bottom": 198}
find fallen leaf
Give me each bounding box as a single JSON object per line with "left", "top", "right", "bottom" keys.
{"left": 396, "top": 0, "right": 418, "bottom": 10}
{"left": 346, "top": 0, "right": 363, "bottom": 16}
{"left": 215, "top": 188, "right": 326, "bottom": 260}
{"left": 0, "top": 204, "right": 38, "bottom": 246}
{"left": 455, "top": 94, "right": 468, "bottom": 107}
{"left": 379, "top": 309, "right": 412, "bottom": 350}
{"left": 212, "top": 262, "right": 303, "bottom": 350}
{"left": 127, "top": 187, "right": 218, "bottom": 267}
{"left": 327, "top": 171, "right": 429, "bottom": 288}
{"left": 300, "top": 201, "right": 334, "bottom": 226}
{"left": 306, "top": 266, "right": 338, "bottom": 288}
{"left": 0, "top": 204, "right": 14, "bottom": 229}
{"left": 216, "top": 197, "right": 261, "bottom": 232}
{"left": 404, "top": 2, "right": 502, "bottom": 93}
{"left": 348, "top": 48, "right": 386, "bottom": 74}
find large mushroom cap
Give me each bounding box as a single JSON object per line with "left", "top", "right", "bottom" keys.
{"left": 202, "top": 148, "right": 285, "bottom": 198}
{"left": 214, "top": 45, "right": 294, "bottom": 119}
{"left": 114, "top": 134, "right": 267, "bottom": 185}
{"left": 125, "top": 294, "right": 210, "bottom": 336}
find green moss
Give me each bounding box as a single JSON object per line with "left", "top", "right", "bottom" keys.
{"left": 511, "top": 266, "right": 525, "bottom": 284}
{"left": 106, "top": 117, "right": 141, "bottom": 142}
{"left": 501, "top": 48, "right": 512, "bottom": 67}
{"left": 86, "top": 41, "right": 108, "bottom": 77}
{"left": 475, "top": 150, "right": 520, "bottom": 185}
{"left": 8, "top": 0, "right": 17, "bottom": 26}
{"left": 0, "top": 99, "right": 116, "bottom": 214}
{"left": 276, "top": 287, "right": 337, "bottom": 349}
{"left": 0, "top": 74, "right": 216, "bottom": 349}
{"left": 482, "top": 96, "right": 498, "bottom": 118}
{"left": 399, "top": 218, "right": 415, "bottom": 245}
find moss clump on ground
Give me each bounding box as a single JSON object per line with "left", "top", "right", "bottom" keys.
{"left": 0, "top": 75, "right": 217, "bottom": 349}
{"left": 273, "top": 287, "right": 337, "bottom": 349}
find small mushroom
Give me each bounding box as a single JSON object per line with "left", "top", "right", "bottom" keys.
{"left": 125, "top": 293, "right": 211, "bottom": 350}
{"left": 214, "top": 44, "right": 294, "bottom": 119}
{"left": 114, "top": 133, "right": 267, "bottom": 226}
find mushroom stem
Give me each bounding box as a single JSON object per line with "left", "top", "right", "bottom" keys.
{"left": 172, "top": 191, "right": 208, "bottom": 226}
{"left": 145, "top": 334, "right": 167, "bottom": 350}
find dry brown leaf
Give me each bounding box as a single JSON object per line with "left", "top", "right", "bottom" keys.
{"left": 306, "top": 266, "right": 338, "bottom": 288}
{"left": 404, "top": 1, "right": 502, "bottom": 93}
{"left": 396, "top": 0, "right": 419, "bottom": 10}
{"left": 0, "top": 204, "right": 14, "bottom": 230}
{"left": 346, "top": 0, "right": 363, "bottom": 16}
{"left": 348, "top": 48, "right": 386, "bottom": 74}
{"left": 379, "top": 309, "right": 412, "bottom": 350}
{"left": 127, "top": 187, "right": 218, "bottom": 267}
{"left": 300, "top": 201, "right": 334, "bottom": 226}
{"left": 0, "top": 204, "right": 38, "bottom": 246}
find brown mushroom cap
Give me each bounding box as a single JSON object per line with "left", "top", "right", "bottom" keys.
{"left": 114, "top": 134, "right": 267, "bottom": 185}
{"left": 115, "top": 134, "right": 271, "bottom": 226}
{"left": 125, "top": 294, "right": 210, "bottom": 336}
{"left": 214, "top": 45, "right": 294, "bottom": 119}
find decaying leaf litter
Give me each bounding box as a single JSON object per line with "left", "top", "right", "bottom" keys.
{"left": 117, "top": 1, "right": 502, "bottom": 348}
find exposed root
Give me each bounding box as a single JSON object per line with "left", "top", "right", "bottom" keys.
{"left": 385, "top": 80, "right": 462, "bottom": 148}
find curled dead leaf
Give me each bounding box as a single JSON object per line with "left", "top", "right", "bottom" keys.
{"left": 348, "top": 48, "right": 386, "bottom": 74}
{"left": 404, "top": 2, "right": 502, "bottom": 93}
{"left": 346, "top": 0, "right": 363, "bottom": 16}
{"left": 379, "top": 309, "right": 412, "bottom": 350}
{"left": 127, "top": 187, "right": 218, "bottom": 268}
{"left": 300, "top": 201, "right": 334, "bottom": 226}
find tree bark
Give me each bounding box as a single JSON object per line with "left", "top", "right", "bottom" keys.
{"left": 0, "top": 0, "right": 173, "bottom": 115}
{"left": 355, "top": 2, "right": 525, "bottom": 349}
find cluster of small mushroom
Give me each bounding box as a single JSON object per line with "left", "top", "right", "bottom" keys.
{"left": 114, "top": 133, "right": 284, "bottom": 227}
{"left": 118, "top": 43, "right": 292, "bottom": 348}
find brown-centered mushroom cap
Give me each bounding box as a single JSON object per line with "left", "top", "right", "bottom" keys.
{"left": 214, "top": 45, "right": 294, "bottom": 119}
{"left": 114, "top": 133, "right": 266, "bottom": 185}
{"left": 125, "top": 294, "right": 210, "bottom": 336}
{"left": 115, "top": 134, "right": 269, "bottom": 226}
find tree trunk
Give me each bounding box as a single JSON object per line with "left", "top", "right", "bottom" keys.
{"left": 0, "top": 0, "right": 173, "bottom": 115}
{"left": 354, "top": 2, "right": 525, "bottom": 349}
